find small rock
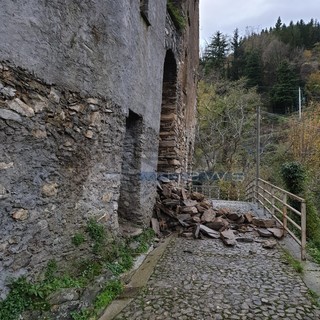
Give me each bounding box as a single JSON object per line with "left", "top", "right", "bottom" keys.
{"left": 48, "top": 88, "right": 61, "bottom": 103}
{"left": 226, "top": 212, "right": 240, "bottom": 221}
{"left": 0, "top": 162, "right": 14, "bottom": 170}
{"left": 0, "top": 109, "right": 22, "bottom": 122}
{"left": 12, "top": 209, "right": 29, "bottom": 221}
{"left": 190, "top": 191, "right": 205, "bottom": 202}
{"left": 199, "top": 224, "right": 220, "bottom": 239}
{"left": 257, "top": 228, "right": 273, "bottom": 237}
{"left": 267, "top": 228, "right": 284, "bottom": 239}
{"left": 244, "top": 212, "right": 254, "bottom": 223}
{"left": 220, "top": 229, "right": 237, "bottom": 246}
{"left": 47, "top": 288, "right": 79, "bottom": 305}
{"left": 7, "top": 98, "right": 35, "bottom": 117}
{"left": 201, "top": 208, "right": 216, "bottom": 223}
{"left": 85, "top": 130, "right": 94, "bottom": 139}
{"left": 183, "top": 199, "right": 198, "bottom": 207}
{"left": 216, "top": 207, "right": 231, "bottom": 216}
{"left": 252, "top": 218, "right": 276, "bottom": 228}
{"left": 262, "top": 239, "right": 277, "bottom": 249}
{"left": 41, "top": 182, "right": 58, "bottom": 197}
{"left": 206, "top": 217, "right": 229, "bottom": 231}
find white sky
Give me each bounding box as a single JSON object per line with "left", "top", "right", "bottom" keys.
{"left": 200, "top": 0, "right": 320, "bottom": 48}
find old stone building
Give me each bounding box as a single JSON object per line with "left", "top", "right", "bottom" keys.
{"left": 0, "top": 0, "right": 199, "bottom": 297}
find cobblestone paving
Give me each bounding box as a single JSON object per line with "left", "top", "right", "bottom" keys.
{"left": 115, "top": 236, "right": 320, "bottom": 320}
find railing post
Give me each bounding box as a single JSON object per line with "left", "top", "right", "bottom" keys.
{"left": 301, "top": 201, "right": 307, "bottom": 260}
{"left": 256, "top": 179, "right": 260, "bottom": 208}
{"left": 271, "top": 186, "right": 275, "bottom": 217}
{"left": 282, "top": 194, "right": 287, "bottom": 235}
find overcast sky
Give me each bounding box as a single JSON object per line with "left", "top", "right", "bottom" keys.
{"left": 200, "top": 0, "right": 320, "bottom": 48}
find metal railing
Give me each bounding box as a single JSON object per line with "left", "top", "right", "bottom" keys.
{"left": 246, "top": 178, "right": 306, "bottom": 260}
{"left": 191, "top": 185, "right": 220, "bottom": 199}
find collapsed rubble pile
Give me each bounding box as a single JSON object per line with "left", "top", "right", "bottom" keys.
{"left": 152, "top": 178, "right": 284, "bottom": 248}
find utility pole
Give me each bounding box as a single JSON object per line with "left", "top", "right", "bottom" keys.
{"left": 256, "top": 106, "right": 260, "bottom": 204}
{"left": 298, "top": 87, "right": 302, "bottom": 120}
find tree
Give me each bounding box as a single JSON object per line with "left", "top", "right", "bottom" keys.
{"left": 195, "top": 79, "right": 259, "bottom": 172}
{"left": 270, "top": 61, "right": 299, "bottom": 113}
{"left": 244, "top": 50, "right": 263, "bottom": 89}
{"left": 229, "top": 28, "right": 244, "bottom": 81}
{"left": 306, "top": 71, "right": 320, "bottom": 101}
{"left": 202, "top": 31, "right": 229, "bottom": 77}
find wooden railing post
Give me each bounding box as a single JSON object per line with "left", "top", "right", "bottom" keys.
{"left": 282, "top": 194, "right": 288, "bottom": 235}
{"left": 271, "top": 187, "right": 275, "bottom": 217}
{"left": 256, "top": 179, "right": 260, "bottom": 208}
{"left": 301, "top": 201, "right": 307, "bottom": 260}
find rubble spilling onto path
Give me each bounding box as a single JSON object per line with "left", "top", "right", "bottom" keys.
{"left": 152, "top": 179, "right": 284, "bottom": 248}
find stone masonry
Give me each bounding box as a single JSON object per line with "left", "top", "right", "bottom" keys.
{"left": 0, "top": 0, "right": 199, "bottom": 297}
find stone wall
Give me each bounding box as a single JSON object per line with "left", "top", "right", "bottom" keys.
{"left": 0, "top": 0, "right": 199, "bottom": 298}
{"left": 0, "top": 63, "right": 126, "bottom": 298}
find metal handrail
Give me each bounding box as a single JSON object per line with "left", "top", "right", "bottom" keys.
{"left": 246, "top": 178, "right": 306, "bottom": 260}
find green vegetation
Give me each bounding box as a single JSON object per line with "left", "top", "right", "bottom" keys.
{"left": 307, "top": 289, "right": 320, "bottom": 307}
{"left": 282, "top": 249, "right": 304, "bottom": 273}
{"left": 72, "top": 232, "right": 86, "bottom": 246}
{"left": 167, "top": 0, "right": 186, "bottom": 30}
{"left": 197, "top": 17, "right": 320, "bottom": 261}
{"left": 86, "top": 218, "right": 106, "bottom": 254}
{"left": 0, "top": 222, "right": 155, "bottom": 320}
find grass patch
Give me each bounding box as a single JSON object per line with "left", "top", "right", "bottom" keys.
{"left": 307, "top": 242, "right": 320, "bottom": 264}
{"left": 0, "top": 226, "right": 155, "bottom": 320}
{"left": 282, "top": 249, "right": 304, "bottom": 273}
{"left": 0, "top": 265, "right": 82, "bottom": 320}
{"left": 308, "top": 289, "right": 320, "bottom": 307}
{"left": 72, "top": 233, "right": 86, "bottom": 246}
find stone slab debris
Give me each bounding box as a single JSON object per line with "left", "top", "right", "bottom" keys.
{"left": 153, "top": 179, "right": 286, "bottom": 248}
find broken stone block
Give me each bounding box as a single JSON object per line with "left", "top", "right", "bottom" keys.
{"left": 199, "top": 200, "right": 211, "bottom": 209}
{"left": 257, "top": 228, "right": 273, "bottom": 237}
{"left": 192, "top": 216, "right": 201, "bottom": 223}
{"left": 183, "top": 199, "right": 198, "bottom": 207}
{"left": 190, "top": 192, "right": 205, "bottom": 202}
{"left": 267, "top": 228, "right": 284, "bottom": 239}
{"left": 244, "top": 212, "right": 254, "bottom": 223}
{"left": 220, "top": 229, "right": 237, "bottom": 246}
{"left": 252, "top": 218, "right": 276, "bottom": 228}
{"left": 236, "top": 237, "right": 254, "bottom": 243}
{"left": 216, "top": 207, "right": 231, "bottom": 217}
{"left": 180, "top": 206, "right": 198, "bottom": 215}
{"left": 206, "top": 217, "right": 229, "bottom": 231}
{"left": 201, "top": 208, "right": 216, "bottom": 223}
{"left": 199, "top": 224, "right": 220, "bottom": 239}
{"left": 262, "top": 239, "right": 277, "bottom": 249}
{"left": 163, "top": 199, "right": 180, "bottom": 207}
{"left": 226, "top": 212, "right": 240, "bottom": 221}
{"left": 236, "top": 215, "right": 245, "bottom": 224}
{"left": 196, "top": 204, "right": 206, "bottom": 214}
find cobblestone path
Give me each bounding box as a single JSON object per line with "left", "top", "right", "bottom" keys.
{"left": 114, "top": 236, "right": 320, "bottom": 320}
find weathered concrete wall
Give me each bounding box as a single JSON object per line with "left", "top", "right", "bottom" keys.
{"left": 0, "top": 0, "right": 166, "bottom": 129}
